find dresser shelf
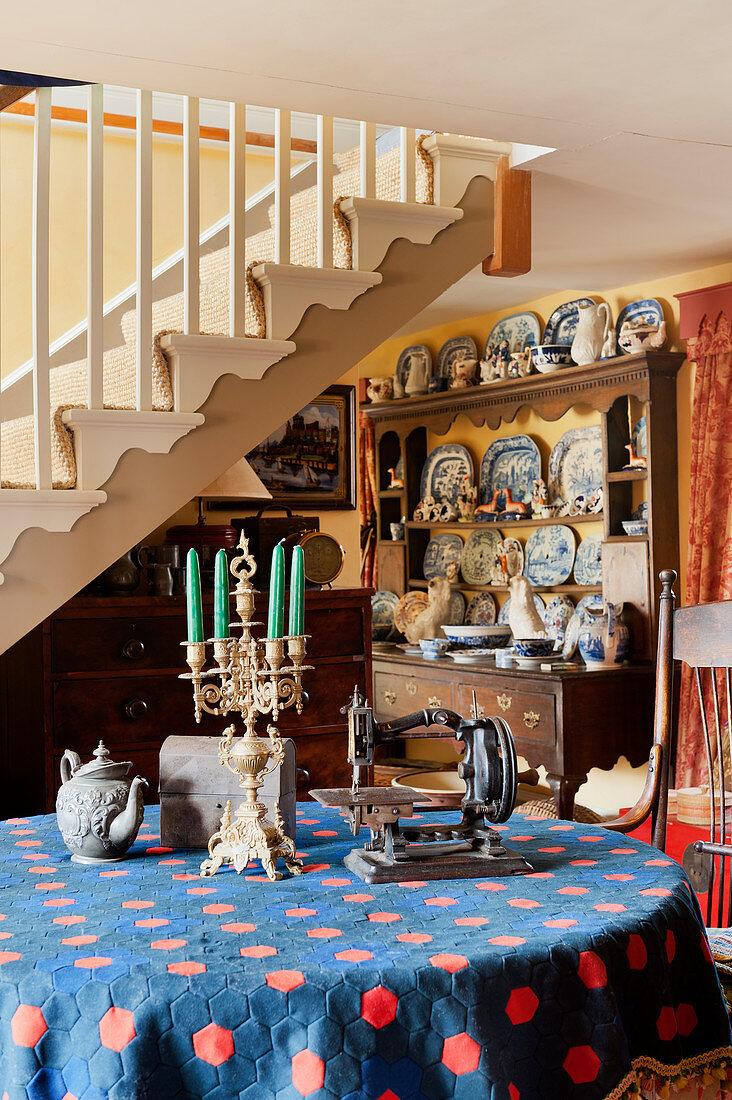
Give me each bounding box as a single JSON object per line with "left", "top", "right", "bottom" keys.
{"left": 407, "top": 578, "right": 602, "bottom": 595}
{"left": 407, "top": 515, "right": 602, "bottom": 531}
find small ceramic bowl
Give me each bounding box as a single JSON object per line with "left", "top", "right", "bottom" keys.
{"left": 621, "top": 520, "right": 648, "bottom": 537}
{"left": 530, "top": 344, "right": 573, "bottom": 373}
{"left": 442, "top": 623, "right": 512, "bottom": 649}
{"left": 513, "top": 637, "right": 555, "bottom": 658}
{"left": 419, "top": 638, "right": 450, "bottom": 659}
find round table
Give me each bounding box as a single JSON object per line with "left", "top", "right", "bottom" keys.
{"left": 0, "top": 805, "right": 729, "bottom": 1100}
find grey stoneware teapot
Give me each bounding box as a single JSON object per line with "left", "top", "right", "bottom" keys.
{"left": 56, "top": 741, "right": 148, "bottom": 863}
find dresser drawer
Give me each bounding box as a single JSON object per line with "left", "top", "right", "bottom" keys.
{"left": 373, "top": 668, "right": 453, "bottom": 719}
{"left": 275, "top": 661, "right": 367, "bottom": 732}
{"left": 294, "top": 732, "right": 350, "bottom": 797}
{"left": 455, "top": 683, "right": 556, "bottom": 746}
{"left": 51, "top": 615, "right": 185, "bottom": 674}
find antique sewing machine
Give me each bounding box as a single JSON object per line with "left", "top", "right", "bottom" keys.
{"left": 310, "top": 688, "right": 533, "bottom": 883}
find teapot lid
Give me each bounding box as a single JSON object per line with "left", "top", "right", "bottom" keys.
{"left": 74, "top": 741, "right": 132, "bottom": 781}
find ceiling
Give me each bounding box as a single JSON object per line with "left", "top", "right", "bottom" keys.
{"left": 3, "top": 0, "right": 732, "bottom": 332}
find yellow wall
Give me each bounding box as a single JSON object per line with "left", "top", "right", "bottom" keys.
{"left": 360, "top": 258, "right": 732, "bottom": 599}
{"left": 0, "top": 115, "right": 292, "bottom": 375}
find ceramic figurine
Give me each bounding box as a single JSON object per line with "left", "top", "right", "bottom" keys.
{"left": 457, "top": 478, "right": 477, "bottom": 521}
{"left": 404, "top": 350, "right": 430, "bottom": 396}
{"left": 601, "top": 327, "right": 616, "bottom": 359}
{"left": 618, "top": 318, "right": 667, "bottom": 354}
{"left": 507, "top": 575, "right": 547, "bottom": 640}
{"left": 507, "top": 347, "right": 532, "bottom": 379}
{"left": 577, "top": 602, "right": 630, "bottom": 669}
{"left": 531, "top": 478, "right": 552, "bottom": 519}
{"left": 438, "top": 500, "right": 459, "bottom": 522}
{"left": 500, "top": 489, "right": 528, "bottom": 518}
{"left": 571, "top": 302, "right": 612, "bottom": 366}
{"left": 367, "top": 376, "right": 393, "bottom": 403}
{"left": 445, "top": 561, "right": 459, "bottom": 584}
{"left": 495, "top": 340, "right": 511, "bottom": 375}
{"left": 392, "top": 374, "right": 406, "bottom": 399}
{"left": 449, "top": 355, "right": 478, "bottom": 389}
{"left": 479, "top": 348, "right": 503, "bottom": 384}
{"left": 404, "top": 575, "right": 453, "bottom": 644}
{"left": 56, "top": 742, "right": 148, "bottom": 864}
{"left": 413, "top": 495, "right": 436, "bottom": 522}
{"left": 387, "top": 467, "right": 404, "bottom": 489}
{"left": 587, "top": 487, "right": 604, "bottom": 514}
{"left": 490, "top": 550, "right": 509, "bottom": 587}
{"left": 623, "top": 443, "right": 647, "bottom": 470}
{"left": 474, "top": 491, "right": 501, "bottom": 521}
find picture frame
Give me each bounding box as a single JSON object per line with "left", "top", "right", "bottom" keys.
{"left": 219, "top": 385, "right": 357, "bottom": 511}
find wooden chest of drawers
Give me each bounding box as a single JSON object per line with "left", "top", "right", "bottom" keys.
{"left": 0, "top": 589, "right": 371, "bottom": 816}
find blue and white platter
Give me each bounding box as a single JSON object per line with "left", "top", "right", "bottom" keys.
{"left": 523, "top": 525, "right": 576, "bottom": 586}
{"left": 466, "top": 592, "right": 497, "bottom": 625}
{"left": 574, "top": 535, "right": 603, "bottom": 585}
{"left": 577, "top": 593, "right": 604, "bottom": 614}
{"left": 484, "top": 312, "right": 541, "bottom": 356}
{"left": 543, "top": 298, "right": 595, "bottom": 345}
{"left": 632, "top": 415, "right": 647, "bottom": 459}
{"left": 435, "top": 336, "right": 478, "bottom": 379}
{"left": 371, "top": 590, "right": 399, "bottom": 640}
{"left": 615, "top": 299, "right": 664, "bottom": 354}
{"left": 460, "top": 528, "right": 502, "bottom": 586}
{"left": 498, "top": 592, "right": 545, "bottom": 625}
{"left": 396, "top": 344, "right": 432, "bottom": 388}
{"left": 423, "top": 532, "right": 463, "bottom": 580}
{"left": 543, "top": 595, "right": 575, "bottom": 642}
{"left": 547, "top": 426, "right": 603, "bottom": 504}
{"left": 448, "top": 590, "right": 466, "bottom": 625}
{"left": 479, "top": 435, "right": 541, "bottom": 507}
{"left": 420, "top": 444, "right": 474, "bottom": 505}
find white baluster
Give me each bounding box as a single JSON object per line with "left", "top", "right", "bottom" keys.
{"left": 400, "top": 127, "right": 416, "bottom": 204}
{"left": 136, "top": 89, "right": 152, "bottom": 411}
{"left": 229, "top": 102, "right": 246, "bottom": 339}
{"left": 360, "top": 121, "right": 376, "bottom": 198}
{"left": 183, "top": 96, "right": 200, "bottom": 336}
{"left": 87, "top": 84, "right": 104, "bottom": 409}
{"left": 33, "top": 88, "right": 52, "bottom": 490}
{"left": 274, "top": 109, "right": 291, "bottom": 265}
{"left": 317, "top": 115, "right": 333, "bottom": 269}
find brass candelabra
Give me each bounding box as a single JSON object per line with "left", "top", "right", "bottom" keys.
{"left": 181, "top": 534, "right": 311, "bottom": 880}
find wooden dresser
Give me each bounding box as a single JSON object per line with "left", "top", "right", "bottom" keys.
{"left": 0, "top": 588, "right": 371, "bottom": 816}
{"left": 373, "top": 653, "right": 654, "bottom": 817}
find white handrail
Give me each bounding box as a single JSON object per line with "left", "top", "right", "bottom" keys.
{"left": 274, "top": 109, "right": 291, "bottom": 265}
{"left": 400, "top": 127, "right": 416, "bottom": 204}
{"left": 183, "top": 96, "right": 200, "bottom": 336}
{"left": 87, "top": 84, "right": 104, "bottom": 409}
{"left": 136, "top": 89, "right": 153, "bottom": 411}
{"left": 360, "top": 121, "right": 376, "bottom": 198}
{"left": 229, "top": 103, "right": 246, "bottom": 339}
{"left": 33, "top": 88, "right": 52, "bottom": 490}
{"left": 317, "top": 115, "right": 334, "bottom": 269}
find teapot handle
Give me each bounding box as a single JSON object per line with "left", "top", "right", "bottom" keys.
{"left": 60, "top": 749, "right": 81, "bottom": 785}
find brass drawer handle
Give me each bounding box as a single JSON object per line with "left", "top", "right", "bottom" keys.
{"left": 427, "top": 696, "right": 443, "bottom": 709}
{"left": 497, "top": 693, "right": 512, "bottom": 712}
{"left": 406, "top": 681, "right": 418, "bottom": 697}
{"left": 383, "top": 689, "right": 397, "bottom": 706}
{"left": 523, "top": 710, "right": 540, "bottom": 730}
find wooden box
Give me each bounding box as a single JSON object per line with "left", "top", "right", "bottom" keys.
{"left": 159, "top": 735, "right": 296, "bottom": 848}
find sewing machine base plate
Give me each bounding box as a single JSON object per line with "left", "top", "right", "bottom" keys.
{"left": 343, "top": 844, "right": 532, "bottom": 884}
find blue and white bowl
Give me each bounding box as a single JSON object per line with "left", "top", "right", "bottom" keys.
{"left": 442, "top": 623, "right": 512, "bottom": 649}
{"left": 530, "top": 344, "right": 573, "bottom": 373}
{"left": 419, "top": 638, "right": 450, "bottom": 660}
{"left": 621, "top": 520, "right": 648, "bottom": 537}
{"left": 513, "top": 637, "right": 555, "bottom": 658}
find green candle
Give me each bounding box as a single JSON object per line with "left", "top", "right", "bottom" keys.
{"left": 289, "top": 544, "right": 305, "bottom": 636}
{"left": 267, "top": 539, "right": 285, "bottom": 639}
{"left": 186, "top": 548, "right": 204, "bottom": 642}
{"left": 213, "top": 548, "right": 229, "bottom": 639}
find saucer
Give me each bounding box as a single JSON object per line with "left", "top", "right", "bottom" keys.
{"left": 512, "top": 654, "right": 562, "bottom": 670}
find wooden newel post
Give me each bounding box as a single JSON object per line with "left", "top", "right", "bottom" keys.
{"left": 482, "top": 156, "right": 532, "bottom": 278}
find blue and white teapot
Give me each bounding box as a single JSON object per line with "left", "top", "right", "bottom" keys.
{"left": 577, "top": 601, "right": 630, "bottom": 669}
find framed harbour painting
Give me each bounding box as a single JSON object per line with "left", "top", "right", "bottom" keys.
{"left": 244, "top": 385, "right": 357, "bottom": 510}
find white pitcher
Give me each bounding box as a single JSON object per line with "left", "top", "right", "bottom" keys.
{"left": 571, "top": 303, "right": 612, "bottom": 366}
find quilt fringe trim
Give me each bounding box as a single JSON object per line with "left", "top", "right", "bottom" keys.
{"left": 606, "top": 1047, "right": 732, "bottom": 1100}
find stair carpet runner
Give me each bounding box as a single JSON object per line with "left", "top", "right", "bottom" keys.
{"left": 0, "top": 140, "right": 432, "bottom": 491}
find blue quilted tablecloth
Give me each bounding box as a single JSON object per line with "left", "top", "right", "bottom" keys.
{"left": 0, "top": 805, "right": 729, "bottom": 1100}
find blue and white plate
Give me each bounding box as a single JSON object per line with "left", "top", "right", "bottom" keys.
{"left": 574, "top": 535, "right": 603, "bottom": 585}
{"left": 632, "top": 416, "right": 647, "bottom": 459}
{"left": 420, "top": 444, "right": 474, "bottom": 506}
{"left": 562, "top": 613, "right": 582, "bottom": 660}
{"left": 479, "top": 435, "right": 541, "bottom": 507}
{"left": 615, "top": 299, "right": 664, "bottom": 354}
{"left": 484, "top": 312, "right": 541, "bottom": 356}
{"left": 523, "top": 525, "right": 576, "bottom": 586}
{"left": 577, "top": 593, "right": 604, "bottom": 614}
{"left": 448, "top": 590, "right": 466, "bottom": 625}
{"left": 371, "top": 590, "right": 399, "bottom": 640}
{"left": 435, "top": 336, "right": 478, "bottom": 379}
{"left": 543, "top": 298, "right": 596, "bottom": 345}
{"left": 466, "top": 592, "right": 497, "bottom": 625}
{"left": 498, "top": 592, "right": 545, "bottom": 625}
{"left": 423, "top": 533, "right": 463, "bottom": 580}
{"left": 460, "top": 528, "right": 502, "bottom": 586}
{"left": 544, "top": 595, "right": 575, "bottom": 642}
{"left": 396, "top": 345, "right": 432, "bottom": 388}
{"left": 547, "top": 426, "right": 603, "bottom": 503}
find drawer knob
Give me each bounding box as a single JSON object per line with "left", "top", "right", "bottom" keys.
{"left": 523, "top": 710, "right": 540, "bottom": 730}
{"left": 296, "top": 767, "right": 311, "bottom": 786}
{"left": 122, "top": 637, "right": 145, "bottom": 661}
{"left": 497, "top": 693, "right": 512, "bottom": 712}
{"left": 383, "top": 689, "right": 397, "bottom": 706}
{"left": 406, "top": 681, "right": 418, "bottom": 697}
{"left": 124, "top": 697, "right": 149, "bottom": 720}
{"left": 427, "top": 696, "right": 443, "bottom": 709}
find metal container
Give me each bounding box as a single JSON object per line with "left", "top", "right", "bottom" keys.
{"left": 159, "top": 735, "right": 296, "bottom": 848}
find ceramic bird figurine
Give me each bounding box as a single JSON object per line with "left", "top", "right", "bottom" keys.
{"left": 405, "top": 576, "right": 453, "bottom": 644}
{"left": 623, "top": 444, "right": 647, "bottom": 470}
{"left": 507, "top": 575, "right": 547, "bottom": 640}
{"left": 388, "top": 467, "right": 405, "bottom": 489}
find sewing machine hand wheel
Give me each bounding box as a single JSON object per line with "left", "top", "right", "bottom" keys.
{"left": 491, "top": 715, "right": 518, "bottom": 822}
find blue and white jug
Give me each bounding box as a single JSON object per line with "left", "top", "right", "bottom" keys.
{"left": 577, "top": 601, "right": 630, "bottom": 669}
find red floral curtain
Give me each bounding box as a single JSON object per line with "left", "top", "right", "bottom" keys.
{"left": 359, "top": 411, "right": 378, "bottom": 589}
{"left": 675, "top": 310, "right": 732, "bottom": 786}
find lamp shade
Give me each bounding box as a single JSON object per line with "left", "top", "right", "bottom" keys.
{"left": 198, "top": 458, "right": 272, "bottom": 502}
